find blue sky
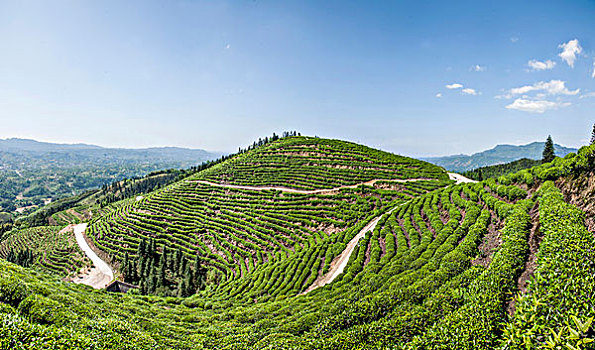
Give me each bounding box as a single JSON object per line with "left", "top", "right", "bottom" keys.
{"left": 0, "top": 0, "right": 594, "bottom": 156}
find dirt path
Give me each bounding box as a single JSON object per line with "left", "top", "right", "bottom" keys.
{"left": 300, "top": 204, "right": 402, "bottom": 295}
{"left": 73, "top": 223, "right": 113, "bottom": 289}
{"left": 448, "top": 172, "right": 477, "bottom": 184}
{"left": 192, "top": 177, "right": 435, "bottom": 195}
{"left": 298, "top": 173, "right": 466, "bottom": 295}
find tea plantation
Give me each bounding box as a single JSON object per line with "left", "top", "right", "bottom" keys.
{"left": 1, "top": 136, "right": 595, "bottom": 349}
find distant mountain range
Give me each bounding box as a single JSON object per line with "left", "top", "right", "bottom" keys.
{"left": 422, "top": 142, "right": 578, "bottom": 172}
{"left": 0, "top": 138, "right": 219, "bottom": 168}
{"left": 0, "top": 138, "right": 221, "bottom": 212}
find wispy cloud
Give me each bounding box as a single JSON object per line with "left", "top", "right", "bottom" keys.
{"left": 470, "top": 65, "right": 486, "bottom": 72}
{"left": 499, "top": 80, "right": 579, "bottom": 99}
{"left": 558, "top": 39, "right": 582, "bottom": 67}
{"left": 527, "top": 59, "right": 556, "bottom": 71}
{"left": 436, "top": 93, "right": 442, "bottom": 98}
{"left": 510, "top": 37, "right": 519, "bottom": 43}
{"left": 505, "top": 98, "right": 570, "bottom": 113}
{"left": 592, "top": 59, "right": 595, "bottom": 78}
{"left": 580, "top": 92, "right": 595, "bottom": 99}
{"left": 445, "top": 83, "right": 480, "bottom": 96}
{"left": 462, "top": 88, "right": 479, "bottom": 95}
{"left": 446, "top": 83, "right": 463, "bottom": 89}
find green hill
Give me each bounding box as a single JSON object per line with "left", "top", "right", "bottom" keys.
{"left": 1, "top": 137, "right": 595, "bottom": 349}
{"left": 195, "top": 136, "right": 448, "bottom": 189}
{"left": 85, "top": 136, "right": 449, "bottom": 296}
{"left": 0, "top": 225, "right": 89, "bottom": 278}
{"left": 462, "top": 158, "right": 542, "bottom": 180}
{"left": 423, "top": 141, "right": 577, "bottom": 172}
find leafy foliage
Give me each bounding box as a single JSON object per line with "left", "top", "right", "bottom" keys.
{"left": 1, "top": 137, "right": 595, "bottom": 349}
{"left": 0, "top": 226, "right": 88, "bottom": 277}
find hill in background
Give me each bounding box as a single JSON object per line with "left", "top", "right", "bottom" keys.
{"left": 422, "top": 141, "right": 577, "bottom": 172}
{"left": 0, "top": 138, "right": 218, "bottom": 166}
{"left": 0, "top": 138, "right": 219, "bottom": 215}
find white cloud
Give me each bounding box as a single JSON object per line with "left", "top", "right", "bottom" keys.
{"left": 511, "top": 37, "right": 519, "bottom": 43}
{"left": 436, "top": 93, "right": 442, "bottom": 98}
{"left": 462, "top": 88, "right": 479, "bottom": 95}
{"left": 592, "top": 59, "right": 595, "bottom": 78}
{"left": 500, "top": 80, "right": 579, "bottom": 99}
{"left": 225, "top": 44, "right": 231, "bottom": 49}
{"left": 446, "top": 83, "right": 463, "bottom": 89}
{"left": 558, "top": 39, "right": 582, "bottom": 67}
{"left": 505, "top": 98, "right": 571, "bottom": 113}
{"left": 527, "top": 59, "right": 556, "bottom": 71}
{"left": 470, "top": 65, "right": 486, "bottom": 72}
{"left": 580, "top": 92, "right": 595, "bottom": 99}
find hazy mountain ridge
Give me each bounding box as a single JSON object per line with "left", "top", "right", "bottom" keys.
{"left": 0, "top": 138, "right": 220, "bottom": 214}
{"left": 422, "top": 141, "right": 578, "bottom": 172}
{"left": 0, "top": 138, "right": 218, "bottom": 165}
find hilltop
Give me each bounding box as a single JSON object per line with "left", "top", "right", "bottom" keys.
{"left": 0, "top": 135, "right": 595, "bottom": 349}
{"left": 423, "top": 141, "right": 577, "bottom": 172}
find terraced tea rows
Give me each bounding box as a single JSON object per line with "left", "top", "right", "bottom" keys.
{"left": 3, "top": 140, "right": 595, "bottom": 349}
{"left": 194, "top": 137, "right": 449, "bottom": 190}
{"left": 0, "top": 226, "right": 88, "bottom": 277}
{"left": 87, "top": 178, "right": 448, "bottom": 289}
{"left": 1, "top": 166, "right": 549, "bottom": 349}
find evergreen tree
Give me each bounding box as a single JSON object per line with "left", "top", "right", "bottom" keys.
{"left": 122, "top": 252, "right": 129, "bottom": 280}
{"left": 177, "top": 278, "right": 186, "bottom": 298}
{"left": 139, "top": 278, "right": 147, "bottom": 295}
{"left": 193, "top": 254, "right": 205, "bottom": 290}
{"left": 162, "top": 246, "right": 169, "bottom": 270}
{"left": 149, "top": 239, "right": 156, "bottom": 257}
{"left": 157, "top": 253, "right": 167, "bottom": 288}
{"left": 138, "top": 238, "right": 146, "bottom": 257}
{"left": 127, "top": 261, "right": 136, "bottom": 282}
{"left": 147, "top": 266, "right": 156, "bottom": 294}
{"left": 178, "top": 255, "right": 187, "bottom": 277}
{"left": 591, "top": 123, "right": 595, "bottom": 145}
{"left": 174, "top": 249, "right": 183, "bottom": 276}
{"left": 542, "top": 135, "right": 555, "bottom": 163}
{"left": 183, "top": 264, "right": 194, "bottom": 296}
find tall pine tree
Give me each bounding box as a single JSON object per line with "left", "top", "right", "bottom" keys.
{"left": 591, "top": 123, "right": 595, "bottom": 145}
{"left": 542, "top": 135, "right": 555, "bottom": 163}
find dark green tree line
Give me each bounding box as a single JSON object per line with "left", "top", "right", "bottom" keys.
{"left": 121, "top": 238, "right": 206, "bottom": 297}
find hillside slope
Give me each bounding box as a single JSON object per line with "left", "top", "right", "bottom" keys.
{"left": 0, "top": 225, "right": 88, "bottom": 278}
{"left": 2, "top": 140, "right": 595, "bottom": 349}
{"left": 195, "top": 136, "right": 448, "bottom": 189}
{"left": 85, "top": 136, "right": 449, "bottom": 296}
{"left": 423, "top": 141, "right": 577, "bottom": 172}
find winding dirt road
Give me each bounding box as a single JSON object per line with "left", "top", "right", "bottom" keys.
{"left": 299, "top": 173, "right": 474, "bottom": 294}
{"left": 300, "top": 204, "right": 402, "bottom": 295}
{"left": 192, "top": 177, "right": 434, "bottom": 195}
{"left": 73, "top": 223, "right": 113, "bottom": 289}
{"left": 448, "top": 172, "right": 477, "bottom": 184}
{"left": 65, "top": 174, "right": 458, "bottom": 292}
